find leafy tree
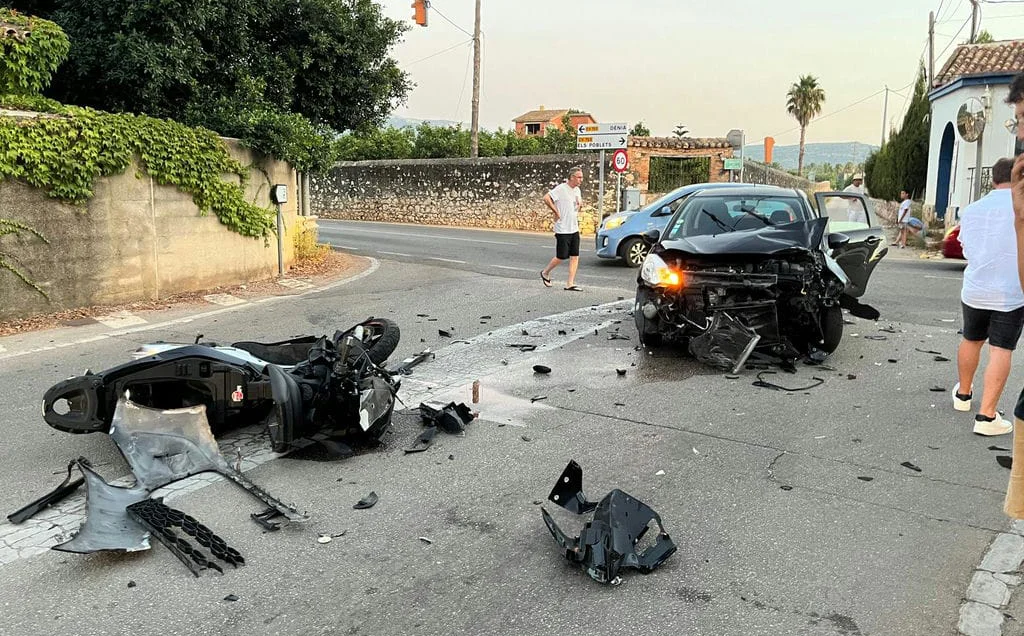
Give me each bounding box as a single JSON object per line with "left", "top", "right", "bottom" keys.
{"left": 540, "top": 114, "right": 580, "bottom": 155}
{"left": 412, "top": 123, "right": 470, "bottom": 159}
{"left": 863, "top": 65, "right": 929, "bottom": 200}
{"left": 975, "top": 30, "right": 994, "bottom": 44}
{"left": 673, "top": 124, "right": 689, "bottom": 138}
{"left": 334, "top": 127, "right": 415, "bottom": 161}
{"left": 629, "top": 121, "right": 651, "bottom": 137}
{"left": 8, "top": 0, "right": 411, "bottom": 170}
{"left": 786, "top": 74, "right": 826, "bottom": 176}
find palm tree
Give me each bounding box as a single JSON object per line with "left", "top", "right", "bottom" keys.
{"left": 786, "top": 75, "right": 826, "bottom": 176}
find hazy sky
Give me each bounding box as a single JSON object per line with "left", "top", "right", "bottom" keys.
{"left": 377, "top": 0, "right": 1024, "bottom": 146}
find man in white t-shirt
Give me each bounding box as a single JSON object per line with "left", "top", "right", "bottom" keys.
{"left": 953, "top": 158, "right": 1023, "bottom": 436}
{"left": 540, "top": 166, "right": 585, "bottom": 291}
{"left": 843, "top": 174, "right": 869, "bottom": 224}
{"left": 895, "top": 189, "right": 913, "bottom": 247}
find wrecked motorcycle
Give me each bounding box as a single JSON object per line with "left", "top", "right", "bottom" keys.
{"left": 634, "top": 187, "right": 885, "bottom": 372}
{"left": 41, "top": 317, "right": 403, "bottom": 452}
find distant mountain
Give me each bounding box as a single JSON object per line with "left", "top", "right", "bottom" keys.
{"left": 742, "top": 142, "right": 878, "bottom": 170}
{"left": 386, "top": 116, "right": 464, "bottom": 129}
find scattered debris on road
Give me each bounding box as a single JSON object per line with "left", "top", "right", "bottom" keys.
{"left": 751, "top": 371, "right": 825, "bottom": 392}
{"left": 540, "top": 460, "right": 677, "bottom": 585}
{"left": 900, "top": 461, "right": 922, "bottom": 473}
{"left": 353, "top": 492, "right": 379, "bottom": 510}
{"left": 533, "top": 365, "right": 552, "bottom": 374}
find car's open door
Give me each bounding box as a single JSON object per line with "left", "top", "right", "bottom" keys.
{"left": 814, "top": 191, "right": 887, "bottom": 298}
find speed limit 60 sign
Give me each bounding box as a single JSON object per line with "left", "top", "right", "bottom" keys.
{"left": 611, "top": 149, "right": 629, "bottom": 173}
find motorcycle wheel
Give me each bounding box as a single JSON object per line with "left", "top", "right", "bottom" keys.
{"left": 357, "top": 318, "right": 401, "bottom": 365}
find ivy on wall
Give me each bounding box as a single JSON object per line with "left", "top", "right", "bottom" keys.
{"left": 0, "top": 218, "right": 49, "bottom": 297}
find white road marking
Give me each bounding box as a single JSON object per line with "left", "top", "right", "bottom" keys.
{"left": 925, "top": 275, "right": 963, "bottom": 281}
{"left": 492, "top": 265, "right": 531, "bottom": 271}
{"left": 334, "top": 245, "right": 360, "bottom": 250}
{"left": 321, "top": 226, "right": 519, "bottom": 246}
{"left": 0, "top": 299, "right": 631, "bottom": 566}
{"left": 428, "top": 257, "right": 467, "bottom": 264}
{"left": 94, "top": 311, "right": 147, "bottom": 329}
{"left": 378, "top": 251, "right": 413, "bottom": 257}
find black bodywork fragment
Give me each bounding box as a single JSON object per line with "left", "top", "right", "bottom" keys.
{"left": 126, "top": 498, "right": 244, "bottom": 576}
{"left": 540, "top": 460, "right": 677, "bottom": 584}
{"left": 8, "top": 458, "right": 87, "bottom": 524}
{"left": 419, "top": 402, "right": 475, "bottom": 434}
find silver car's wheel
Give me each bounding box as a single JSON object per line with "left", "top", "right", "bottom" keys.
{"left": 621, "top": 238, "right": 649, "bottom": 268}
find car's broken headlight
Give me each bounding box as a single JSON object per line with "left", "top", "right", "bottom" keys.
{"left": 640, "top": 254, "right": 682, "bottom": 288}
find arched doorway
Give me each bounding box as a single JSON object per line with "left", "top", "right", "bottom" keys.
{"left": 935, "top": 122, "right": 955, "bottom": 219}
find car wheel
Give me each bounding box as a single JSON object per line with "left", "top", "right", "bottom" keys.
{"left": 634, "top": 288, "right": 662, "bottom": 345}
{"left": 819, "top": 305, "right": 843, "bottom": 354}
{"left": 620, "top": 238, "right": 649, "bottom": 268}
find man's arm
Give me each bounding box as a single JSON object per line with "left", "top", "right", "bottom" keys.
{"left": 1013, "top": 154, "right": 1024, "bottom": 291}
{"left": 543, "top": 192, "right": 560, "bottom": 220}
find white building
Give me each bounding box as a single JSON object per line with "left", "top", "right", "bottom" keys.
{"left": 925, "top": 40, "right": 1024, "bottom": 222}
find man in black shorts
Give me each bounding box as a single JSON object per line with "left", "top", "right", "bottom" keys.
{"left": 540, "top": 166, "right": 584, "bottom": 291}
{"left": 954, "top": 158, "right": 1022, "bottom": 436}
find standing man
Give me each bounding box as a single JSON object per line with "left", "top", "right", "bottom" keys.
{"left": 843, "top": 174, "right": 868, "bottom": 224}
{"left": 895, "top": 189, "right": 912, "bottom": 247}
{"left": 953, "top": 158, "right": 1022, "bottom": 437}
{"left": 1002, "top": 71, "right": 1024, "bottom": 518}
{"left": 540, "top": 166, "right": 585, "bottom": 291}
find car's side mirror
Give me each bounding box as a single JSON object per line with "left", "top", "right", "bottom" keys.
{"left": 642, "top": 229, "right": 661, "bottom": 244}
{"left": 828, "top": 232, "right": 850, "bottom": 249}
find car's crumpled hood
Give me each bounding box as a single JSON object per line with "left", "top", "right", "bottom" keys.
{"left": 660, "top": 218, "right": 828, "bottom": 257}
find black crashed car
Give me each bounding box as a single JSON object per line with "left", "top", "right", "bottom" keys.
{"left": 633, "top": 185, "right": 886, "bottom": 370}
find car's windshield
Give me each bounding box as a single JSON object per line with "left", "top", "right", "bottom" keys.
{"left": 664, "top": 195, "right": 809, "bottom": 240}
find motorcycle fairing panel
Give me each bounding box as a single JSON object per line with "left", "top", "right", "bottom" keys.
{"left": 108, "top": 397, "right": 308, "bottom": 522}
{"left": 52, "top": 461, "right": 151, "bottom": 554}
{"left": 541, "top": 461, "right": 677, "bottom": 585}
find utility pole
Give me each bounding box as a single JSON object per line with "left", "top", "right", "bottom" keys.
{"left": 881, "top": 86, "right": 889, "bottom": 146}
{"left": 970, "top": 0, "right": 979, "bottom": 43}
{"left": 470, "top": 0, "right": 482, "bottom": 158}
{"left": 928, "top": 10, "right": 935, "bottom": 87}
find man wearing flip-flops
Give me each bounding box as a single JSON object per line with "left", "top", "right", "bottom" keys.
{"left": 540, "top": 166, "right": 585, "bottom": 292}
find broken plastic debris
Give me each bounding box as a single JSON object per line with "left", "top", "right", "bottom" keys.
{"left": 127, "top": 580, "right": 137, "bottom": 588}
{"left": 353, "top": 492, "right": 379, "bottom": 509}
{"left": 616, "top": 369, "right": 627, "bottom": 376}
{"left": 317, "top": 535, "right": 333, "bottom": 544}
{"left": 780, "top": 485, "right": 793, "bottom": 491}
{"left": 521, "top": 435, "right": 532, "bottom": 442}
{"left": 752, "top": 371, "right": 824, "bottom": 392}
{"left": 224, "top": 595, "right": 239, "bottom": 602}
{"left": 508, "top": 344, "right": 538, "bottom": 352}
{"left": 531, "top": 395, "right": 547, "bottom": 403}
{"left": 404, "top": 427, "right": 438, "bottom": 454}
{"left": 857, "top": 477, "right": 874, "bottom": 482}
{"left": 533, "top": 365, "right": 552, "bottom": 374}
{"left": 418, "top": 536, "right": 433, "bottom": 544}
{"left": 998, "top": 456, "right": 1013, "bottom": 469}
{"left": 438, "top": 329, "right": 452, "bottom": 338}
{"left": 916, "top": 348, "right": 943, "bottom": 355}
{"left": 655, "top": 470, "right": 666, "bottom": 476}
{"left": 420, "top": 402, "right": 475, "bottom": 434}
{"left": 541, "top": 460, "right": 676, "bottom": 584}
{"left": 863, "top": 335, "right": 888, "bottom": 341}
{"left": 900, "top": 461, "right": 922, "bottom": 472}
{"left": 934, "top": 356, "right": 951, "bottom": 362}
{"left": 608, "top": 333, "right": 630, "bottom": 341}
{"left": 847, "top": 374, "right": 857, "bottom": 380}
{"left": 558, "top": 330, "right": 568, "bottom": 336}
{"left": 989, "top": 446, "right": 1012, "bottom": 452}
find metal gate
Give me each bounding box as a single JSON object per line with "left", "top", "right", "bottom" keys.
{"left": 648, "top": 156, "right": 711, "bottom": 192}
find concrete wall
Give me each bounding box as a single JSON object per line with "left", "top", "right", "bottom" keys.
{"left": 0, "top": 138, "right": 299, "bottom": 321}
{"left": 312, "top": 154, "right": 607, "bottom": 235}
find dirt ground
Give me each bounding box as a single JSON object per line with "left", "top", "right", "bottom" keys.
{"left": 0, "top": 250, "right": 366, "bottom": 338}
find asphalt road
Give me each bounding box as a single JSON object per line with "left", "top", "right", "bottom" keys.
{"left": 0, "top": 225, "right": 1018, "bottom": 636}
{"left": 317, "top": 219, "right": 967, "bottom": 326}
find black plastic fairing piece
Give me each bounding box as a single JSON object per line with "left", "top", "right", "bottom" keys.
{"left": 267, "top": 364, "right": 303, "bottom": 452}
{"left": 127, "top": 498, "right": 244, "bottom": 577}
{"left": 541, "top": 461, "right": 677, "bottom": 585}
{"left": 688, "top": 311, "right": 762, "bottom": 375}
{"left": 7, "top": 458, "right": 86, "bottom": 524}
{"left": 546, "top": 460, "right": 597, "bottom": 514}
{"left": 419, "top": 402, "right": 474, "bottom": 434}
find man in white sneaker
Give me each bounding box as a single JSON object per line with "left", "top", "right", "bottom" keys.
{"left": 954, "top": 157, "right": 1023, "bottom": 436}
{"left": 540, "top": 166, "right": 585, "bottom": 291}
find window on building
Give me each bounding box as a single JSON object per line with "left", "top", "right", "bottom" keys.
{"left": 525, "top": 123, "right": 541, "bottom": 135}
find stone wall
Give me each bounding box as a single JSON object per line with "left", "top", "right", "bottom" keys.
{"left": 312, "top": 154, "right": 606, "bottom": 234}
{"left": 0, "top": 139, "right": 300, "bottom": 322}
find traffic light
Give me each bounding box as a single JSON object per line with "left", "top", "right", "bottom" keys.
{"left": 412, "top": 0, "right": 428, "bottom": 26}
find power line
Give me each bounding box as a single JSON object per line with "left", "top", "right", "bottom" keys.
{"left": 453, "top": 41, "right": 473, "bottom": 121}
{"left": 939, "top": 0, "right": 965, "bottom": 21}
{"left": 430, "top": 3, "right": 474, "bottom": 38}
{"left": 406, "top": 38, "right": 474, "bottom": 66}
{"left": 935, "top": 14, "right": 972, "bottom": 60}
